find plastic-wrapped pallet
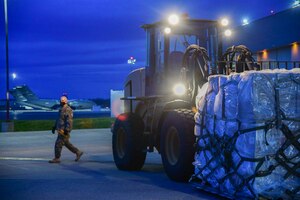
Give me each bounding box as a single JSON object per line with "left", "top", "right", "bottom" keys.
{"left": 214, "top": 74, "right": 240, "bottom": 138}
{"left": 253, "top": 69, "right": 300, "bottom": 198}
{"left": 236, "top": 70, "right": 278, "bottom": 197}
{"left": 205, "top": 75, "right": 219, "bottom": 135}
{"left": 193, "top": 76, "right": 219, "bottom": 184}
{"left": 192, "top": 69, "right": 300, "bottom": 200}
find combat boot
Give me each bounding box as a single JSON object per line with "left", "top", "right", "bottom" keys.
{"left": 75, "top": 151, "right": 83, "bottom": 162}
{"left": 49, "top": 158, "right": 61, "bottom": 163}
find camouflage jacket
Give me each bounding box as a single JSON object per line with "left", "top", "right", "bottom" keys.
{"left": 55, "top": 104, "right": 73, "bottom": 135}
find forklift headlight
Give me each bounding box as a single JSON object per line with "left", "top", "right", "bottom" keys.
{"left": 173, "top": 83, "right": 186, "bottom": 96}
{"left": 164, "top": 27, "right": 171, "bottom": 34}
{"left": 168, "top": 14, "right": 179, "bottom": 25}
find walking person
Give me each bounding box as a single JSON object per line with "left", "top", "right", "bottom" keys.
{"left": 49, "top": 95, "right": 83, "bottom": 163}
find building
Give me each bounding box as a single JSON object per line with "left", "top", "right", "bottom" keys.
{"left": 223, "top": 6, "right": 300, "bottom": 69}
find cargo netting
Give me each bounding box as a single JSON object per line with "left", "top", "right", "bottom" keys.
{"left": 191, "top": 69, "right": 300, "bottom": 200}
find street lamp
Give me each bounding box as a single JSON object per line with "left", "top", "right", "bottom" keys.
{"left": 12, "top": 72, "right": 17, "bottom": 80}
{"left": 2, "top": 0, "right": 14, "bottom": 132}
{"left": 4, "top": 0, "right": 10, "bottom": 121}
{"left": 292, "top": 0, "right": 300, "bottom": 8}
{"left": 242, "top": 18, "right": 249, "bottom": 25}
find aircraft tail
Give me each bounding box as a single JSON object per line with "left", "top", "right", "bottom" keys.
{"left": 10, "top": 85, "right": 39, "bottom": 102}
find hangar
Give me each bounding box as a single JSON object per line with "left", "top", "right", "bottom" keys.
{"left": 223, "top": 6, "right": 300, "bottom": 69}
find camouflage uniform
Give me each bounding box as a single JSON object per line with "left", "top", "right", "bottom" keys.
{"left": 53, "top": 104, "right": 80, "bottom": 159}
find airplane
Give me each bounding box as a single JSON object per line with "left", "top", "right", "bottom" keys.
{"left": 9, "top": 85, "right": 97, "bottom": 110}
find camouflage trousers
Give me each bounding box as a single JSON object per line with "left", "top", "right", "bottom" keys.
{"left": 54, "top": 134, "right": 79, "bottom": 159}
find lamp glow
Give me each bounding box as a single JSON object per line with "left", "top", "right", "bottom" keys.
{"left": 12, "top": 73, "right": 17, "bottom": 80}
{"left": 292, "top": 0, "right": 300, "bottom": 8}
{"left": 242, "top": 18, "right": 249, "bottom": 25}
{"left": 173, "top": 83, "right": 186, "bottom": 96}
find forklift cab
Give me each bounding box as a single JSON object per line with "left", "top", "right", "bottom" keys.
{"left": 142, "top": 16, "right": 221, "bottom": 96}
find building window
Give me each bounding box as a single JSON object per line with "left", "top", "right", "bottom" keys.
{"left": 291, "top": 42, "right": 299, "bottom": 60}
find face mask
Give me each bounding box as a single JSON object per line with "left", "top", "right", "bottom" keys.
{"left": 60, "top": 102, "right": 66, "bottom": 106}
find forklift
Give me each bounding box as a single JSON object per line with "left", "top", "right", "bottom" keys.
{"left": 111, "top": 14, "right": 255, "bottom": 182}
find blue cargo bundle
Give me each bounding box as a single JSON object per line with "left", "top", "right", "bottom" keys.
{"left": 192, "top": 69, "right": 300, "bottom": 199}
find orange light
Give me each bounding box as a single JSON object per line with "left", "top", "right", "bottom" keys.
{"left": 262, "top": 49, "right": 268, "bottom": 60}
{"left": 292, "top": 42, "right": 299, "bottom": 59}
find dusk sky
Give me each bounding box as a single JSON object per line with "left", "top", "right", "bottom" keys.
{"left": 0, "top": 0, "right": 291, "bottom": 99}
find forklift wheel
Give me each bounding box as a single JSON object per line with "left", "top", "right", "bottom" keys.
{"left": 112, "top": 113, "right": 146, "bottom": 171}
{"left": 160, "top": 109, "right": 195, "bottom": 182}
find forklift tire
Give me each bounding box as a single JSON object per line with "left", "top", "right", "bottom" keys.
{"left": 112, "top": 113, "right": 146, "bottom": 171}
{"left": 160, "top": 109, "right": 195, "bottom": 182}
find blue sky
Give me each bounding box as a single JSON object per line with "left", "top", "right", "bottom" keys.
{"left": 0, "top": 0, "right": 291, "bottom": 99}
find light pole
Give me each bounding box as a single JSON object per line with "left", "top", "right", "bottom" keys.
{"left": 4, "top": 0, "right": 10, "bottom": 121}
{"left": 2, "top": 0, "right": 13, "bottom": 132}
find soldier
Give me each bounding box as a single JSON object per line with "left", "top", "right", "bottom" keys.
{"left": 49, "top": 95, "right": 83, "bottom": 163}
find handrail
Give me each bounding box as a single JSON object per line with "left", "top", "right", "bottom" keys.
{"left": 214, "top": 60, "right": 300, "bottom": 74}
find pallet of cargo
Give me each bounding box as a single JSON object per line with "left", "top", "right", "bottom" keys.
{"left": 191, "top": 69, "right": 300, "bottom": 200}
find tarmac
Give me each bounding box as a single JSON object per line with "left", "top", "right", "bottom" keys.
{"left": 0, "top": 129, "right": 224, "bottom": 200}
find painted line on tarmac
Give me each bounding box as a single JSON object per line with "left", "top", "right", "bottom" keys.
{"left": 0, "top": 157, "right": 49, "bottom": 161}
